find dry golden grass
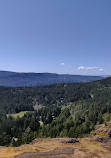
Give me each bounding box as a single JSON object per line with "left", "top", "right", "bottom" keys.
{"left": 0, "top": 138, "right": 111, "bottom": 158}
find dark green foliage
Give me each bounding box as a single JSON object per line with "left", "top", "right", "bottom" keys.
{"left": 0, "top": 77, "right": 111, "bottom": 146}
{"left": 0, "top": 112, "right": 40, "bottom": 146}
{"left": 38, "top": 78, "right": 111, "bottom": 138}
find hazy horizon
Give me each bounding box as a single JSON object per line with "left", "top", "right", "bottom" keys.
{"left": 0, "top": 69, "right": 109, "bottom": 77}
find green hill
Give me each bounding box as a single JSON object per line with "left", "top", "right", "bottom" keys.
{"left": 0, "top": 77, "right": 111, "bottom": 146}
{"left": 0, "top": 71, "right": 103, "bottom": 87}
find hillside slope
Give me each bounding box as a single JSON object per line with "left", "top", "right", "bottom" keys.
{"left": 0, "top": 71, "right": 103, "bottom": 87}
{"left": 0, "top": 137, "right": 111, "bottom": 158}
{"left": 0, "top": 77, "right": 111, "bottom": 147}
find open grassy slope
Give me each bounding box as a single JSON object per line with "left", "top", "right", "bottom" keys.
{"left": 0, "top": 137, "right": 111, "bottom": 158}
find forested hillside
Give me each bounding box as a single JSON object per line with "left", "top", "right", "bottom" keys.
{"left": 0, "top": 71, "right": 103, "bottom": 87}
{"left": 0, "top": 77, "right": 111, "bottom": 146}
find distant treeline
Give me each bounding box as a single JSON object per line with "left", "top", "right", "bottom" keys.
{"left": 0, "top": 71, "right": 103, "bottom": 87}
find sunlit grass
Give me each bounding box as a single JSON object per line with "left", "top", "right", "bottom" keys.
{"left": 9, "top": 111, "right": 29, "bottom": 119}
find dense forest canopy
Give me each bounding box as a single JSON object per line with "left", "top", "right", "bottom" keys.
{"left": 0, "top": 77, "right": 111, "bottom": 146}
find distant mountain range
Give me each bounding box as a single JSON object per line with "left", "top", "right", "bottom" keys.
{"left": 0, "top": 71, "right": 104, "bottom": 87}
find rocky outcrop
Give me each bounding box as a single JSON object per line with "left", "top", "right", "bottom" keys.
{"left": 15, "top": 147, "right": 74, "bottom": 158}
{"left": 90, "top": 136, "right": 110, "bottom": 143}
{"left": 60, "top": 138, "right": 79, "bottom": 144}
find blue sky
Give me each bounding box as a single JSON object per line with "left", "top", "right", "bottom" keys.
{"left": 0, "top": 0, "right": 111, "bottom": 75}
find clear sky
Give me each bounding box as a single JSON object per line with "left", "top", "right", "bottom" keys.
{"left": 0, "top": 0, "right": 111, "bottom": 75}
